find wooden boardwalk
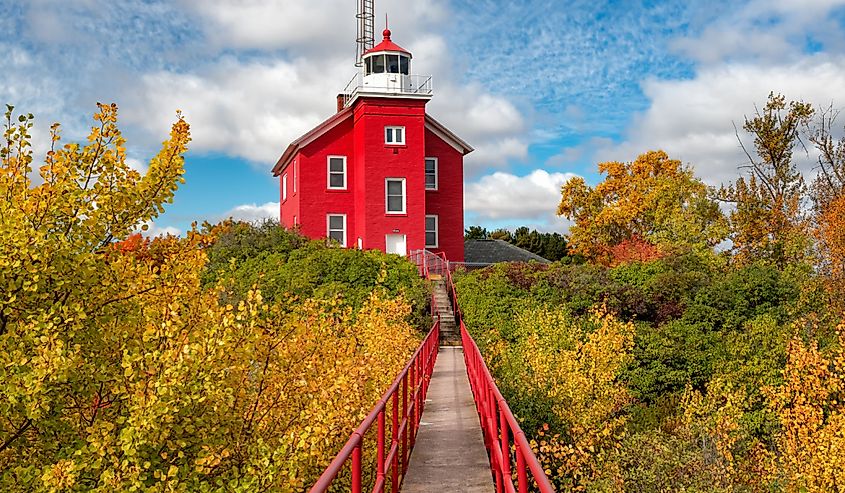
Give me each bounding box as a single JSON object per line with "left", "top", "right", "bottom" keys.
{"left": 402, "top": 347, "right": 494, "bottom": 492}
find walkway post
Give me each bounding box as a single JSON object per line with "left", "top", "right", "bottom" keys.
{"left": 391, "top": 392, "right": 400, "bottom": 490}
{"left": 351, "top": 443, "right": 362, "bottom": 493}
{"left": 376, "top": 410, "right": 385, "bottom": 487}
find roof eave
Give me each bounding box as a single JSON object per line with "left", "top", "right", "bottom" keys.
{"left": 270, "top": 107, "right": 354, "bottom": 176}
{"left": 425, "top": 114, "right": 474, "bottom": 155}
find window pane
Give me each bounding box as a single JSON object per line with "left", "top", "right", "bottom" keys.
{"left": 385, "top": 128, "right": 393, "bottom": 143}
{"left": 387, "top": 180, "right": 403, "bottom": 195}
{"left": 399, "top": 56, "right": 409, "bottom": 75}
{"left": 426, "top": 232, "right": 436, "bottom": 246}
{"left": 329, "top": 216, "right": 344, "bottom": 230}
{"left": 330, "top": 158, "right": 344, "bottom": 172}
{"left": 329, "top": 173, "right": 345, "bottom": 188}
{"left": 395, "top": 128, "right": 403, "bottom": 142}
{"left": 387, "top": 196, "right": 403, "bottom": 212}
{"left": 426, "top": 216, "right": 436, "bottom": 231}
{"left": 330, "top": 230, "right": 344, "bottom": 243}
{"left": 365, "top": 57, "right": 372, "bottom": 75}
{"left": 425, "top": 175, "right": 436, "bottom": 189}
{"left": 425, "top": 159, "right": 436, "bottom": 172}
{"left": 388, "top": 55, "right": 400, "bottom": 73}
{"left": 373, "top": 55, "right": 385, "bottom": 73}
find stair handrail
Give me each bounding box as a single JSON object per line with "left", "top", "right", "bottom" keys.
{"left": 461, "top": 321, "right": 556, "bottom": 493}
{"left": 310, "top": 322, "right": 440, "bottom": 492}
{"left": 408, "top": 249, "right": 554, "bottom": 492}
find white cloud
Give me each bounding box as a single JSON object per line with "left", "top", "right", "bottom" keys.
{"left": 121, "top": 3, "right": 531, "bottom": 174}
{"left": 123, "top": 57, "right": 349, "bottom": 164}
{"left": 595, "top": 57, "right": 845, "bottom": 186}
{"left": 182, "top": 0, "right": 352, "bottom": 52}
{"left": 221, "top": 202, "right": 280, "bottom": 223}
{"left": 465, "top": 169, "right": 579, "bottom": 228}
{"left": 428, "top": 86, "right": 528, "bottom": 173}
{"left": 671, "top": 0, "right": 845, "bottom": 65}
{"left": 182, "top": 0, "right": 450, "bottom": 53}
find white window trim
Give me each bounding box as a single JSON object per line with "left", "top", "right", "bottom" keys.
{"left": 282, "top": 173, "right": 288, "bottom": 201}
{"left": 326, "top": 214, "right": 347, "bottom": 247}
{"left": 385, "top": 178, "right": 407, "bottom": 215}
{"left": 293, "top": 160, "right": 297, "bottom": 193}
{"left": 327, "top": 155, "right": 347, "bottom": 190}
{"left": 425, "top": 214, "right": 439, "bottom": 248}
{"left": 385, "top": 126, "right": 406, "bottom": 145}
{"left": 425, "top": 157, "right": 438, "bottom": 191}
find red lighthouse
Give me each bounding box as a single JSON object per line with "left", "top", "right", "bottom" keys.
{"left": 271, "top": 26, "right": 472, "bottom": 261}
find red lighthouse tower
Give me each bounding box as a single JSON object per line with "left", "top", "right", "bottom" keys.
{"left": 271, "top": 25, "right": 472, "bottom": 261}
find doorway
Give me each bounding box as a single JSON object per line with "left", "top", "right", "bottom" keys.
{"left": 385, "top": 234, "right": 407, "bottom": 256}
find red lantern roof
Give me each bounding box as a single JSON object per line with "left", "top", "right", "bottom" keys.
{"left": 364, "top": 29, "right": 410, "bottom": 56}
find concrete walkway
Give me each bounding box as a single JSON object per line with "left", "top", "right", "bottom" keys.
{"left": 402, "top": 347, "right": 494, "bottom": 492}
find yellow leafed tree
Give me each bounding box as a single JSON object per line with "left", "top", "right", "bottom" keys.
{"left": 493, "top": 306, "right": 634, "bottom": 491}
{"left": 0, "top": 105, "right": 420, "bottom": 492}
{"left": 765, "top": 324, "right": 845, "bottom": 492}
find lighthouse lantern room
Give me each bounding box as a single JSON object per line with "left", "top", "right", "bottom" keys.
{"left": 272, "top": 3, "right": 472, "bottom": 261}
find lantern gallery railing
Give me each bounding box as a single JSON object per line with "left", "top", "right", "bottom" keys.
{"left": 340, "top": 72, "right": 433, "bottom": 108}
{"left": 309, "top": 323, "right": 440, "bottom": 493}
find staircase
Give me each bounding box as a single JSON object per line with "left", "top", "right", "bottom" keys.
{"left": 431, "top": 276, "right": 460, "bottom": 346}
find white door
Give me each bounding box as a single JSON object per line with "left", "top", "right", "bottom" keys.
{"left": 385, "top": 234, "right": 407, "bottom": 256}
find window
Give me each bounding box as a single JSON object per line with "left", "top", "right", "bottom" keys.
{"left": 293, "top": 160, "right": 297, "bottom": 193}
{"left": 293, "top": 215, "right": 297, "bottom": 226}
{"left": 365, "top": 55, "right": 407, "bottom": 75}
{"left": 373, "top": 54, "right": 385, "bottom": 74}
{"left": 385, "top": 178, "right": 406, "bottom": 214}
{"left": 387, "top": 54, "right": 400, "bottom": 74}
{"left": 425, "top": 215, "right": 438, "bottom": 248}
{"left": 327, "top": 214, "right": 346, "bottom": 247}
{"left": 327, "top": 156, "right": 347, "bottom": 190}
{"left": 282, "top": 173, "right": 288, "bottom": 201}
{"left": 385, "top": 126, "right": 405, "bottom": 145}
{"left": 424, "top": 157, "right": 438, "bottom": 190}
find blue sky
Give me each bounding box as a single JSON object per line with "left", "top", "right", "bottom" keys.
{"left": 2, "top": 0, "right": 845, "bottom": 235}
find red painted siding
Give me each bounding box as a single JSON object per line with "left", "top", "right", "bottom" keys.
{"left": 425, "top": 129, "right": 465, "bottom": 262}
{"left": 298, "top": 117, "right": 355, "bottom": 246}
{"left": 280, "top": 158, "right": 300, "bottom": 230}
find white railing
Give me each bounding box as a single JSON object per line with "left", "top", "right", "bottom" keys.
{"left": 341, "top": 73, "right": 433, "bottom": 108}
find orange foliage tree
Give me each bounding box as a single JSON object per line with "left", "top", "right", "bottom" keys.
{"left": 558, "top": 150, "right": 726, "bottom": 265}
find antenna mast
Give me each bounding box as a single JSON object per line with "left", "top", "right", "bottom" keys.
{"left": 355, "top": 0, "right": 375, "bottom": 67}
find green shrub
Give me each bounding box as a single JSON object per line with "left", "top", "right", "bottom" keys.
{"left": 203, "top": 221, "right": 429, "bottom": 327}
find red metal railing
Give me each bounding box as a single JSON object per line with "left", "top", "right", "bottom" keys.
{"left": 410, "top": 249, "right": 555, "bottom": 492}
{"left": 310, "top": 323, "right": 440, "bottom": 492}
{"left": 461, "top": 320, "right": 555, "bottom": 493}
{"left": 409, "top": 249, "right": 461, "bottom": 317}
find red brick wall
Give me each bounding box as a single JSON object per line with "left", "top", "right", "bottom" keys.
{"left": 424, "top": 129, "right": 465, "bottom": 262}
{"left": 294, "top": 118, "right": 355, "bottom": 246}
{"left": 352, "top": 97, "right": 428, "bottom": 253}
